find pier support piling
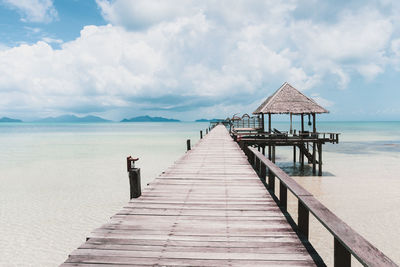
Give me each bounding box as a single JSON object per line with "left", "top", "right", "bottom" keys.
{"left": 187, "top": 139, "right": 191, "bottom": 151}
{"left": 318, "top": 143, "right": 322, "bottom": 176}
{"left": 293, "top": 146, "right": 296, "bottom": 162}
{"left": 312, "top": 142, "right": 316, "bottom": 175}
{"left": 272, "top": 145, "right": 276, "bottom": 163}
{"left": 200, "top": 130, "right": 203, "bottom": 139}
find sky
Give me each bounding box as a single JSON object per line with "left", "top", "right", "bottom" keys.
{"left": 0, "top": 0, "right": 400, "bottom": 121}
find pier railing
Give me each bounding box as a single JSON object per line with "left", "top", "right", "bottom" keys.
{"left": 243, "top": 146, "right": 396, "bottom": 267}
{"left": 232, "top": 129, "right": 339, "bottom": 144}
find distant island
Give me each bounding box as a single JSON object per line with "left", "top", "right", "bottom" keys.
{"left": 34, "top": 115, "right": 111, "bottom": 123}
{"left": 121, "top": 115, "right": 180, "bottom": 122}
{"left": 0, "top": 117, "right": 22, "bottom": 122}
{"left": 195, "top": 118, "right": 223, "bottom": 122}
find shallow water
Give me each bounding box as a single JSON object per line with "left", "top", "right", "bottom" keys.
{"left": 0, "top": 121, "right": 399, "bottom": 266}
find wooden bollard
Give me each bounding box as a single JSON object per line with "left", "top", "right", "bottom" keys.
{"left": 200, "top": 130, "right": 203, "bottom": 139}
{"left": 127, "top": 156, "right": 141, "bottom": 199}
{"left": 187, "top": 139, "right": 191, "bottom": 151}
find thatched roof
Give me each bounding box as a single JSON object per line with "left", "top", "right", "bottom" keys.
{"left": 253, "top": 82, "right": 329, "bottom": 115}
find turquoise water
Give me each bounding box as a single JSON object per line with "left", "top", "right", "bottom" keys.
{"left": 0, "top": 121, "right": 399, "bottom": 266}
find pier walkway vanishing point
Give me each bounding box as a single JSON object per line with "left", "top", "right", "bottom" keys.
{"left": 62, "top": 125, "right": 318, "bottom": 266}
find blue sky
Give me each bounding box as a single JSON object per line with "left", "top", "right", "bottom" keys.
{"left": 0, "top": 0, "right": 399, "bottom": 121}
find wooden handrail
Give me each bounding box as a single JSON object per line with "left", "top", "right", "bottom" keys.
{"left": 246, "top": 146, "right": 397, "bottom": 267}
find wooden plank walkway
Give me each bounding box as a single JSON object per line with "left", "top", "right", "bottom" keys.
{"left": 62, "top": 125, "right": 317, "bottom": 267}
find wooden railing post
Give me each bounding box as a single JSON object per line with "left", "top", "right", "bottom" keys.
{"left": 260, "top": 162, "right": 266, "bottom": 182}
{"left": 187, "top": 139, "right": 191, "bottom": 151}
{"left": 255, "top": 157, "right": 260, "bottom": 174}
{"left": 268, "top": 171, "right": 275, "bottom": 194}
{"left": 279, "top": 182, "right": 287, "bottom": 210}
{"left": 334, "top": 238, "right": 351, "bottom": 267}
{"left": 298, "top": 201, "right": 309, "bottom": 239}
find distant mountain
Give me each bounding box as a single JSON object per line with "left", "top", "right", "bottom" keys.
{"left": 195, "top": 118, "right": 223, "bottom": 122}
{"left": 121, "top": 115, "right": 180, "bottom": 122}
{"left": 0, "top": 117, "right": 22, "bottom": 122}
{"left": 35, "top": 115, "right": 111, "bottom": 123}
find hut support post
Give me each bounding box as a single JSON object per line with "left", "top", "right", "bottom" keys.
{"left": 318, "top": 142, "right": 322, "bottom": 176}
{"left": 301, "top": 114, "right": 304, "bottom": 133}
{"left": 261, "top": 114, "right": 265, "bottom": 132}
{"left": 268, "top": 113, "right": 272, "bottom": 160}
{"left": 262, "top": 146, "right": 265, "bottom": 156}
{"left": 312, "top": 113, "right": 316, "bottom": 133}
{"left": 290, "top": 113, "right": 293, "bottom": 134}
{"left": 268, "top": 113, "right": 271, "bottom": 133}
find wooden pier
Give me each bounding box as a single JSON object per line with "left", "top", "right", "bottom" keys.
{"left": 62, "top": 125, "right": 396, "bottom": 267}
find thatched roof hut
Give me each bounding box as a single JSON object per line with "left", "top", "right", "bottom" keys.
{"left": 253, "top": 82, "right": 328, "bottom": 115}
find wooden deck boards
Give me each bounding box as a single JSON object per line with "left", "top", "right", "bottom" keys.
{"left": 62, "top": 125, "right": 316, "bottom": 266}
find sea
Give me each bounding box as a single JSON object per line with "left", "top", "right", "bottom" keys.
{"left": 0, "top": 121, "right": 399, "bottom": 266}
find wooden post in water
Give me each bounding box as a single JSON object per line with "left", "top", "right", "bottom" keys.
{"left": 312, "top": 142, "right": 316, "bottom": 175}
{"left": 318, "top": 142, "right": 322, "bottom": 176}
{"left": 334, "top": 238, "right": 351, "bottom": 267}
{"left": 200, "top": 130, "right": 203, "bottom": 139}
{"left": 187, "top": 139, "right": 191, "bottom": 151}
{"left": 293, "top": 146, "right": 296, "bottom": 162}
{"left": 272, "top": 145, "right": 276, "bottom": 163}
{"left": 206, "top": 128, "right": 208, "bottom": 134}
{"left": 300, "top": 145, "right": 304, "bottom": 170}
{"left": 127, "top": 156, "right": 141, "bottom": 199}
{"left": 268, "top": 146, "right": 272, "bottom": 160}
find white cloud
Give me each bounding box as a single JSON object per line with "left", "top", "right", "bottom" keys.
{"left": 311, "top": 93, "right": 334, "bottom": 108}
{"left": 41, "top": 37, "right": 63, "bottom": 44}
{"left": 1, "top": 0, "right": 57, "bottom": 23}
{"left": 1, "top": 0, "right": 400, "bottom": 119}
